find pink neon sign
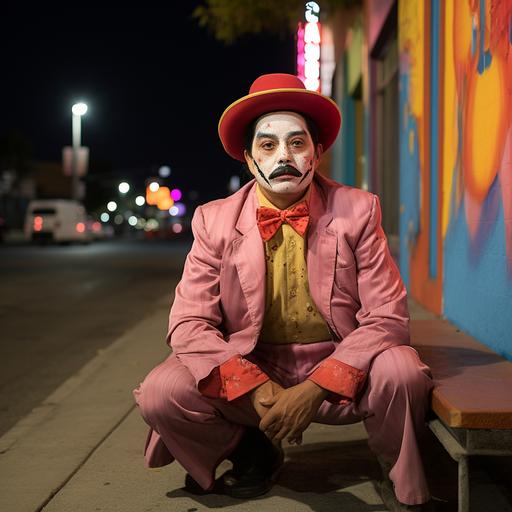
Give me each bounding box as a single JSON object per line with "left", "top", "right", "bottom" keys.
{"left": 297, "top": 20, "right": 321, "bottom": 92}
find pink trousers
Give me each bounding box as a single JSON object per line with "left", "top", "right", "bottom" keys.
{"left": 133, "top": 341, "right": 433, "bottom": 505}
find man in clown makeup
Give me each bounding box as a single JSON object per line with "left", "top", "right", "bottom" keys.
{"left": 134, "top": 74, "right": 435, "bottom": 511}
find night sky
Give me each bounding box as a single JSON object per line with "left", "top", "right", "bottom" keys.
{"left": 2, "top": 6, "right": 296, "bottom": 208}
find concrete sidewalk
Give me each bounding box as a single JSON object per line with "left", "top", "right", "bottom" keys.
{"left": 1, "top": 298, "right": 510, "bottom": 512}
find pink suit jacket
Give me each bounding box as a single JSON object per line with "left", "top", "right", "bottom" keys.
{"left": 168, "top": 172, "right": 410, "bottom": 393}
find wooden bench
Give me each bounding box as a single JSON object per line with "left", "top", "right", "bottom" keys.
{"left": 412, "top": 318, "right": 512, "bottom": 512}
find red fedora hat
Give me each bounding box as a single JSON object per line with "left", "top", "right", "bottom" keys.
{"left": 218, "top": 73, "right": 342, "bottom": 161}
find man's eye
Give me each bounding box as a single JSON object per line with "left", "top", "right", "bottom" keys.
{"left": 291, "top": 139, "right": 304, "bottom": 147}
{"left": 262, "top": 142, "right": 274, "bottom": 150}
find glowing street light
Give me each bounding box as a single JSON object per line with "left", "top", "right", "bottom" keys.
{"left": 159, "top": 166, "right": 171, "bottom": 178}
{"left": 71, "top": 102, "right": 88, "bottom": 200}
{"left": 72, "top": 103, "right": 88, "bottom": 116}
{"left": 135, "top": 195, "right": 145, "bottom": 206}
{"left": 118, "top": 181, "right": 130, "bottom": 194}
{"left": 107, "top": 201, "right": 117, "bottom": 212}
{"left": 149, "top": 182, "right": 160, "bottom": 192}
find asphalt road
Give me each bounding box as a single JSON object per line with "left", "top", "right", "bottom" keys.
{"left": 0, "top": 237, "right": 192, "bottom": 436}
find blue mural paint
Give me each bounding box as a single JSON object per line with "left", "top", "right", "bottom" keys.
{"left": 468, "top": 177, "right": 501, "bottom": 264}
{"left": 477, "top": 0, "right": 492, "bottom": 73}
{"left": 444, "top": 194, "right": 512, "bottom": 360}
{"left": 429, "top": 0, "right": 440, "bottom": 278}
{"left": 399, "top": 71, "right": 421, "bottom": 288}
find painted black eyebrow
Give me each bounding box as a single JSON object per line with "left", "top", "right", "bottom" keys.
{"left": 255, "top": 132, "right": 279, "bottom": 141}
{"left": 286, "top": 130, "right": 307, "bottom": 138}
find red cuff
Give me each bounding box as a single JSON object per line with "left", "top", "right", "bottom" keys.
{"left": 198, "top": 355, "right": 269, "bottom": 401}
{"left": 308, "top": 358, "right": 366, "bottom": 405}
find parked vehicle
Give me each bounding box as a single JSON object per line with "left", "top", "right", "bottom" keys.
{"left": 24, "top": 199, "right": 90, "bottom": 244}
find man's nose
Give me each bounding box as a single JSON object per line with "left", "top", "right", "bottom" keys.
{"left": 277, "top": 143, "right": 292, "bottom": 164}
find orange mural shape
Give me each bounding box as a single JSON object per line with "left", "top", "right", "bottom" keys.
{"left": 453, "top": 0, "right": 475, "bottom": 95}
{"left": 462, "top": 54, "right": 509, "bottom": 203}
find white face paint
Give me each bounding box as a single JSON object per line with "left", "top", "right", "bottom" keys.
{"left": 244, "top": 112, "right": 321, "bottom": 205}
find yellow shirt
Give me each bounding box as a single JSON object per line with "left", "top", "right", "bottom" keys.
{"left": 256, "top": 184, "right": 332, "bottom": 344}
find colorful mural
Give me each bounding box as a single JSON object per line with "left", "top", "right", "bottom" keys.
{"left": 398, "top": 0, "right": 443, "bottom": 314}
{"left": 399, "top": 0, "right": 512, "bottom": 358}
{"left": 443, "top": 0, "right": 512, "bottom": 359}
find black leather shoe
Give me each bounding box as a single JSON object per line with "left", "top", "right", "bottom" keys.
{"left": 184, "top": 473, "right": 225, "bottom": 496}
{"left": 379, "top": 479, "right": 438, "bottom": 511}
{"left": 222, "top": 427, "right": 284, "bottom": 499}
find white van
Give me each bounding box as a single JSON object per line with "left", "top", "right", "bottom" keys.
{"left": 25, "top": 199, "right": 90, "bottom": 244}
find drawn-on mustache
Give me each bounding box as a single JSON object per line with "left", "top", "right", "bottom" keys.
{"left": 269, "top": 165, "right": 302, "bottom": 179}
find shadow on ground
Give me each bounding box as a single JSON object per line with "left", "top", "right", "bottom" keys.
{"left": 166, "top": 438, "right": 457, "bottom": 511}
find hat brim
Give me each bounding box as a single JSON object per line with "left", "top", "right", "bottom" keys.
{"left": 218, "top": 88, "right": 342, "bottom": 161}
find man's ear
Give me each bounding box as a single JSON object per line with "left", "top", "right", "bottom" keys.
{"left": 243, "top": 150, "right": 256, "bottom": 177}
{"left": 315, "top": 143, "right": 323, "bottom": 161}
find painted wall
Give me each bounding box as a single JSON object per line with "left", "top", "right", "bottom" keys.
{"left": 398, "top": 0, "right": 512, "bottom": 359}
{"left": 441, "top": 0, "right": 512, "bottom": 359}
{"left": 398, "top": 0, "right": 443, "bottom": 314}
{"left": 332, "top": 0, "right": 511, "bottom": 358}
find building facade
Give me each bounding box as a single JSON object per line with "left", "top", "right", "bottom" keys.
{"left": 327, "top": 0, "right": 512, "bottom": 359}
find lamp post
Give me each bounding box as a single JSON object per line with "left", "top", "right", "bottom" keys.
{"left": 71, "top": 102, "right": 88, "bottom": 200}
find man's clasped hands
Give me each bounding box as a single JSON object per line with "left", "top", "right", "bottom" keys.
{"left": 249, "top": 379, "right": 329, "bottom": 445}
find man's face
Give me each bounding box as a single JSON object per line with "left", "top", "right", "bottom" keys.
{"left": 244, "top": 111, "right": 321, "bottom": 197}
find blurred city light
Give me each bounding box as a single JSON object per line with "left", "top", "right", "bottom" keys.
{"left": 169, "top": 206, "right": 179, "bottom": 216}
{"left": 34, "top": 216, "right": 43, "bottom": 232}
{"left": 136, "top": 218, "right": 146, "bottom": 229}
{"left": 159, "top": 166, "right": 171, "bottom": 178}
{"left": 157, "top": 196, "right": 174, "bottom": 211}
{"left": 172, "top": 223, "right": 183, "bottom": 234}
{"left": 175, "top": 202, "right": 186, "bottom": 216}
{"left": 229, "top": 175, "right": 241, "bottom": 192}
{"left": 76, "top": 222, "right": 86, "bottom": 233}
{"left": 146, "top": 186, "right": 158, "bottom": 205}
{"left": 128, "top": 216, "right": 138, "bottom": 226}
{"left": 100, "top": 212, "right": 110, "bottom": 222}
{"left": 135, "top": 195, "right": 145, "bottom": 206}
{"left": 118, "top": 182, "right": 130, "bottom": 194}
{"left": 72, "top": 102, "right": 88, "bottom": 116}
{"left": 149, "top": 182, "right": 160, "bottom": 192}
{"left": 144, "top": 219, "right": 159, "bottom": 231}
{"left": 114, "top": 214, "right": 123, "bottom": 225}
{"left": 107, "top": 201, "right": 117, "bottom": 212}
{"left": 171, "top": 188, "right": 182, "bottom": 201}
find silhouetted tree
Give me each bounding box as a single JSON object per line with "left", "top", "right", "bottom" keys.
{"left": 192, "top": 0, "right": 361, "bottom": 44}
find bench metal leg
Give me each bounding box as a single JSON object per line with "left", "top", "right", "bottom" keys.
{"left": 458, "top": 455, "right": 469, "bottom": 512}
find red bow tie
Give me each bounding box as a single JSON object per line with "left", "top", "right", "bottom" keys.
{"left": 256, "top": 202, "right": 310, "bottom": 242}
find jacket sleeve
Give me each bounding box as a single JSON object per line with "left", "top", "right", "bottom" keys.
{"left": 308, "top": 194, "right": 410, "bottom": 401}
{"left": 199, "top": 355, "right": 270, "bottom": 401}
{"left": 167, "top": 205, "right": 247, "bottom": 389}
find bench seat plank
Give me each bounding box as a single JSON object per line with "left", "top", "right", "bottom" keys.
{"left": 411, "top": 319, "right": 512, "bottom": 429}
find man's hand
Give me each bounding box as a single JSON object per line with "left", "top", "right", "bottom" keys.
{"left": 258, "top": 380, "right": 328, "bottom": 445}
{"left": 250, "top": 380, "right": 284, "bottom": 419}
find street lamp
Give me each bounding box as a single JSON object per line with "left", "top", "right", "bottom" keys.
{"left": 118, "top": 182, "right": 130, "bottom": 194}
{"left": 71, "top": 102, "right": 88, "bottom": 201}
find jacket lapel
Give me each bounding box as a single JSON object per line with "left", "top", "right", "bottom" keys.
{"left": 307, "top": 176, "right": 338, "bottom": 336}
{"left": 233, "top": 183, "right": 266, "bottom": 330}
{"left": 233, "top": 175, "right": 338, "bottom": 338}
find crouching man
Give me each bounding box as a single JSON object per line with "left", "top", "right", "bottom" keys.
{"left": 134, "top": 73, "right": 435, "bottom": 511}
